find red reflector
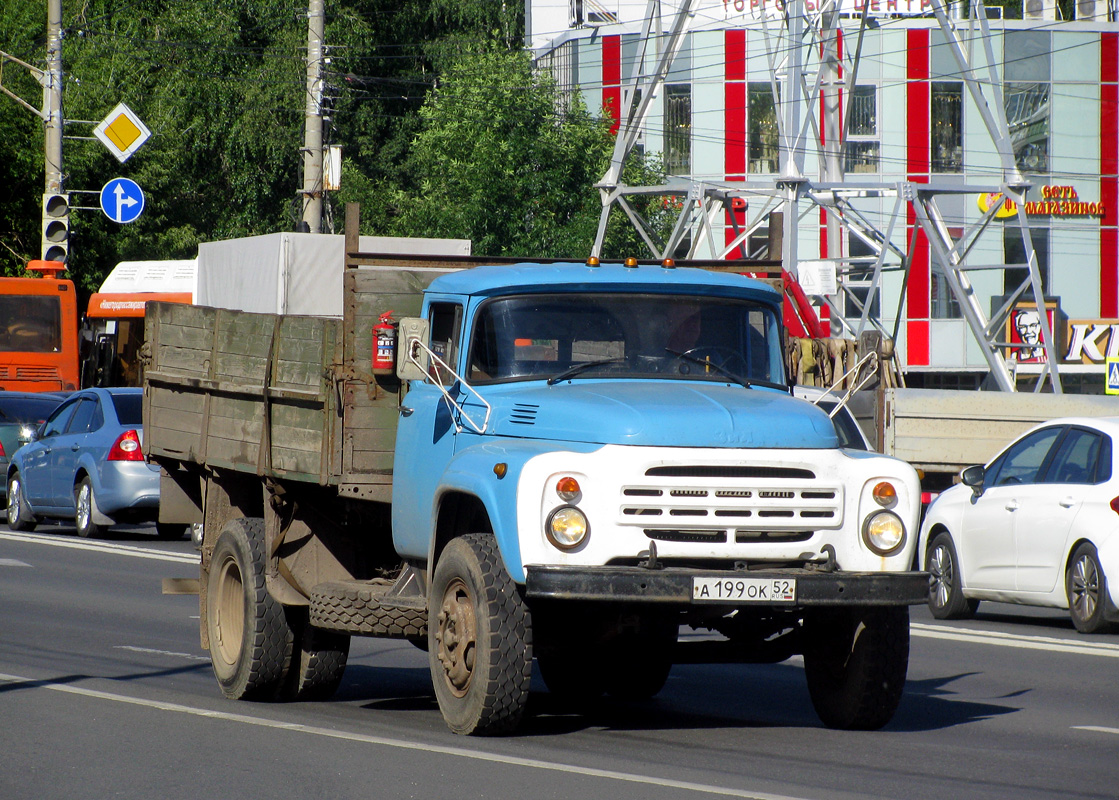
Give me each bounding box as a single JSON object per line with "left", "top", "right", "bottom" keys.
{"left": 1110, "top": 497, "right": 1119, "bottom": 516}
{"left": 921, "top": 491, "right": 938, "bottom": 505}
{"left": 108, "top": 430, "right": 144, "bottom": 462}
{"left": 0, "top": 441, "right": 5, "bottom": 457}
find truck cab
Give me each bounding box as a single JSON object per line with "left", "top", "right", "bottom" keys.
{"left": 393, "top": 261, "right": 926, "bottom": 731}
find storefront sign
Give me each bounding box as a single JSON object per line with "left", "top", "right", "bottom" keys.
{"left": 722, "top": 0, "right": 934, "bottom": 18}
{"left": 977, "top": 186, "right": 1106, "bottom": 219}
{"left": 1006, "top": 302, "right": 1058, "bottom": 364}
{"left": 1064, "top": 320, "right": 1119, "bottom": 363}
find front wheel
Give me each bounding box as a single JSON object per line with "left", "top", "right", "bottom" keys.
{"left": 802, "top": 606, "right": 910, "bottom": 731}
{"left": 926, "top": 533, "right": 978, "bottom": 620}
{"left": 206, "top": 518, "right": 293, "bottom": 700}
{"left": 1067, "top": 543, "right": 1114, "bottom": 634}
{"left": 74, "top": 477, "right": 106, "bottom": 539}
{"left": 6, "top": 473, "right": 37, "bottom": 532}
{"left": 428, "top": 534, "right": 532, "bottom": 735}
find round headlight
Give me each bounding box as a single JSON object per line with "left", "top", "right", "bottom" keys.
{"left": 546, "top": 506, "right": 589, "bottom": 550}
{"left": 863, "top": 510, "right": 905, "bottom": 555}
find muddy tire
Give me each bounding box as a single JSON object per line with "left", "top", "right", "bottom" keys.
{"left": 428, "top": 534, "right": 532, "bottom": 735}
{"left": 279, "top": 608, "right": 350, "bottom": 701}
{"left": 802, "top": 606, "right": 910, "bottom": 731}
{"left": 311, "top": 580, "right": 427, "bottom": 639}
{"left": 6, "top": 472, "right": 37, "bottom": 532}
{"left": 206, "top": 518, "right": 293, "bottom": 700}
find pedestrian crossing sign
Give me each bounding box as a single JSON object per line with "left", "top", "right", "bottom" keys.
{"left": 1107, "top": 358, "right": 1119, "bottom": 395}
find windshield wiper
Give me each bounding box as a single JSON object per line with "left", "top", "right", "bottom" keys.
{"left": 547, "top": 357, "right": 625, "bottom": 385}
{"left": 664, "top": 349, "right": 789, "bottom": 392}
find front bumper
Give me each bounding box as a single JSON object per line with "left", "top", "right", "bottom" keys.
{"left": 526, "top": 565, "right": 930, "bottom": 607}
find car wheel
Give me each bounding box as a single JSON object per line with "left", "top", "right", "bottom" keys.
{"left": 74, "top": 477, "right": 106, "bottom": 539}
{"left": 927, "top": 533, "right": 979, "bottom": 620}
{"left": 1067, "top": 543, "right": 1113, "bottom": 634}
{"left": 6, "top": 473, "right": 37, "bottom": 532}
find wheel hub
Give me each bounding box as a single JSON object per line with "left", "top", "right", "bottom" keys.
{"left": 929, "top": 545, "right": 952, "bottom": 607}
{"left": 1071, "top": 556, "right": 1099, "bottom": 619}
{"left": 435, "top": 578, "right": 477, "bottom": 697}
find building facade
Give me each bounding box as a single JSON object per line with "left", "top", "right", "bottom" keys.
{"left": 528, "top": 1, "right": 1119, "bottom": 392}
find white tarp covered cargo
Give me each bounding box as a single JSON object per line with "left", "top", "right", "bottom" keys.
{"left": 197, "top": 233, "right": 471, "bottom": 318}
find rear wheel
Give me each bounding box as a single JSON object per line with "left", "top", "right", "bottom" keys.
{"left": 278, "top": 608, "right": 350, "bottom": 701}
{"left": 802, "top": 606, "right": 910, "bottom": 731}
{"left": 206, "top": 518, "right": 293, "bottom": 700}
{"left": 74, "top": 477, "right": 106, "bottom": 539}
{"left": 428, "top": 534, "right": 532, "bottom": 735}
{"left": 6, "top": 473, "right": 37, "bottom": 532}
{"left": 1067, "top": 543, "right": 1113, "bottom": 634}
{"left": 927, "top": 533, "right": 978, "bottom": 620}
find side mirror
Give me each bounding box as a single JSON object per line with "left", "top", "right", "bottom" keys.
{"left": 395, "top": 317, "right": 430, "bottom": 382}
{"left": 960, "top": 464, "right": 985, "bottom": 496}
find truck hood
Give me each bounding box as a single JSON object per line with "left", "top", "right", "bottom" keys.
{"left": 479, "top": 381, "right": 839, "bottom": 448}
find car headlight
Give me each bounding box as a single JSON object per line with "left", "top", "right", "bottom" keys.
{"left": 862, "top": 510, "right": 905, "bottom": 555}
{"left": 546, "top": 505, "right": 589, "bottom": 550}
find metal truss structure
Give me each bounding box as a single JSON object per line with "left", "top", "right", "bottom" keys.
{"left": 589, "top": 0, "right": 1061, "bottom": 392}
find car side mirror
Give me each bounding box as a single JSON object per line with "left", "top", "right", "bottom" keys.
{"left": 395, "top": 317, "right": 430, "bottom": 382}
{"left": 961, "top": 464, "right": 985, "bottom": 496}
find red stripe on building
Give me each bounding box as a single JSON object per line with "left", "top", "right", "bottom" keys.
{"left": 906, "top": 29, "right": 930, "bottom": 365}
{"left": 1101, "top": 37, "right": 1118, "bottom": 316}
{"left": 602, "top": 35, "right": 621, "bottom": 135}
{"left": 725, "top": 31, "right": 746, "bottom": 179}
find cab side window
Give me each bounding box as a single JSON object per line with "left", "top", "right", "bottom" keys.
{"left": 428, "top": 303, "right": 462, "bottom": 384}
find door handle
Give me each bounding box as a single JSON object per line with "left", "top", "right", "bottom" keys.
{"left": 71, "top": 444, "right": 80, "bottom": 451}
{"left": 1004, "top": 500, "right": 1019, "bottom": 511}
{"left": 1059, "top": 497, "right": 1076, "bottom": 508}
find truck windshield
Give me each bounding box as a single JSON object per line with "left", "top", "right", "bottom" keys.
{"left": 467, "top": 292, "right": 784, "bottom": 387}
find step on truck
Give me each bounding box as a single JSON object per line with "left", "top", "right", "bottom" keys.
{"left": 145, "top": 251, "right": 929, "bottom": 735}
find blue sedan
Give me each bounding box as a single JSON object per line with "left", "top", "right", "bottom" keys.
{"left": 5, "top": 387, "right": 175, "bottom": 538}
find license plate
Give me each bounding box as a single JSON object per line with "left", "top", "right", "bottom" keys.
{"left": 692, "top": 577, "right": 797, "bottom": 603}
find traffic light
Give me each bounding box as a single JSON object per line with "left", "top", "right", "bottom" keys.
{"left": 42, "top": 192, "right": 70, "bottom": 263}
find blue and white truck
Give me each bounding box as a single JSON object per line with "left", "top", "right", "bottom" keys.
{"left": 145, "top": 246, "right": 928, "bottom": 736}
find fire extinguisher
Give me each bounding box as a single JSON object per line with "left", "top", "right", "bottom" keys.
{"left": 372, "top": 310, "right": 396, "bottom": 373}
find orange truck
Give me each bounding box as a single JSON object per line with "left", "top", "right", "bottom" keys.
{"left": 0, "top": 260, "right": 80, "bottom": 392}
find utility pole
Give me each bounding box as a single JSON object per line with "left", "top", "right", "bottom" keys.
{"left": 300, "top": 0, "right": 325, "bottom": 233}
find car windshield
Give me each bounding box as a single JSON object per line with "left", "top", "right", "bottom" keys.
{"left": 111, "top": 393, "right": 143, "bottom": 425}
{"left": 467, "top": 292, "right": 784, "bottom": 387}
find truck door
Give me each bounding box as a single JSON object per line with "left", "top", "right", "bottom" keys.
{"left": 392, "top": 301, "right": 464, "bottom": 560}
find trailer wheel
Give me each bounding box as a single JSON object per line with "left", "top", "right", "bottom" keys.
{"left": 206, "top": 518, "right": 293, "bottom": 700}
{"left": 279, "top": 608, "right": 350, "bottom": 701}
{"left": 802, "top": 606, "right": 909, "bottom": 731}
{"left": 6, "top": 472, "right": 37, "bottom": 532}
{"left": 428, "top": 534, "right": 532, "bottom": 735}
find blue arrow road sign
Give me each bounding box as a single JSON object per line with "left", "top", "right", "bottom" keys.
{"left": 100, "top": 177, "right": 145, "bottom": 223}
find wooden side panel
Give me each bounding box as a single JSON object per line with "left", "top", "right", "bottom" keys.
{"left": 340, "top": 268, "right": 450, "bottom": 481}
{"left": 144, "top": 301, "right": 343, "bottom": 484}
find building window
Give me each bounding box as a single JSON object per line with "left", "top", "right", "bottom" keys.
{"left": 931, "top": 82, "right": 963, "bottom": 173}
{"left": 932, "top": 227, "right": 964, "bottom": 319}
{"left": 1004, "top": 83, "right": 1050, "bottom": 173}
{"left": 844, "top": 85, "right": 878, "bottom": 173}
{"left": 1004, "top": 31, "right": 1050, "bottom": 175}
{"left": 1003, "top": 227, "right": 1050, "bottom": 297}
{"left": 748, "top": 83, "right": 779, "bottom": 174}
{"left": 664, "top": 84, "right": 691, "bottom": 175}
{"left": 844, "top": 233, "right": 880, "bottom": 319}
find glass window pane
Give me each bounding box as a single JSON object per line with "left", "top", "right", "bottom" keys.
{"left": 1042, "top": 429, "right": 1103, "bottom": 485}
{"left": 1004, "top": 31, "right": 1051, "bottom": 82}
{"left": 664, "top": 84, "right": 691, "bottom": 175}
{"left": 992, "top": 427, "right": 1062, "bottom": 486}
{"left": 931, "top": 82, "right": 963, "bottom": 173}
{"left": 1004, "top": 83, "right": 1049, "bottom": 173}
{"left": 748, "top": 83, "right": 778, "bottom": 174}
{"left": 849, "top": 85, "right": 876, "bottom": 136}
{"left": 0, "top": 296, "right": 62, "bottom": 353}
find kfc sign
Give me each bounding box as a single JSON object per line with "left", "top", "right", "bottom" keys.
{"left": 1065, "top": 320, "right": 1119, "bottom": 364}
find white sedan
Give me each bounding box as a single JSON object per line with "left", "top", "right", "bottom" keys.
{"left": 918, "top": 416, "right": 1119, "bottom": 634}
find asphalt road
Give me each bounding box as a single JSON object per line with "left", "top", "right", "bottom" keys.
{"left": 2, "top": 523, "right": 1117, "bottom": 800}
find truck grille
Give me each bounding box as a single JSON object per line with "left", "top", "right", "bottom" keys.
{"left": 619, "top": 464, "right": 843, "bottom": 536}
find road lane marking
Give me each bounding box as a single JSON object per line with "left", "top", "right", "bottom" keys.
{"left": 0, "top": 558, "right": 31, "bottom": 567}
{"left": 0, "top": 531, "right": 198, "bottom": 564}
{"left": 0, "top": 670, "right": 810, "bottom": 800}
{"left": 1073, "top": 726, "right": 1119, "bottom": 735}
{"left": 911, "top": 622, "right": 1119, "bottom": 658}
{"left": 114, "top": 646, "right": 210, "bottom": 662}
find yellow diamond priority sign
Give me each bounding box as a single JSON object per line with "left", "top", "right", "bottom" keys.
{"left": 93, "top": 102, "right": 151, "bottom": 163}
